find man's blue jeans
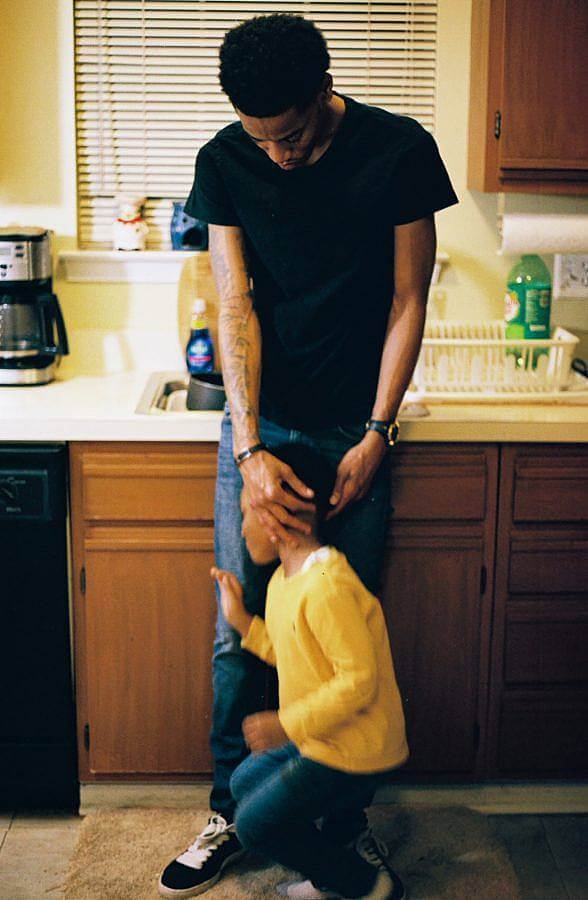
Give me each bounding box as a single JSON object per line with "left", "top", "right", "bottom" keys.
{"left": 211, "top": 405, "right": 391, "bottom": 831}
{"left": 230, "top": 742, "right": 386, "bottom": 897}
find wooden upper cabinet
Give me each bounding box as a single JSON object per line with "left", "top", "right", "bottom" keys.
{"left": 468, "top": 0, "right": 588, "bottom": 194}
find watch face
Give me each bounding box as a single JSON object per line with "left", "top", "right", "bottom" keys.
{"left": 387, "top": 422, "right": 399, "bottom": 445}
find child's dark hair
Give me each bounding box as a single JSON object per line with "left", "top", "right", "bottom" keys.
{"left": 219, "top": 14, "right": 330, "bottom": 117}
{"left": 270, "top": 443, "right": 336, "bottom": 539}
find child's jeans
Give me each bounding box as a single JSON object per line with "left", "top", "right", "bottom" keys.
{"left": 230, "top": 741, "right": 388, "bottom": 898}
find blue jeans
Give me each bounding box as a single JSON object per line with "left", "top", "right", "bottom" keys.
{"left": 231, "top": 742, "right": 385, "bottom": 897}
{"left": 210, "top": 405, "right": 391, "bottom": 826}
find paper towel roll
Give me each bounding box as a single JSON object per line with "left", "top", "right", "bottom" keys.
{"left": 499, "top": 213, "right": 588, "bottom": 255}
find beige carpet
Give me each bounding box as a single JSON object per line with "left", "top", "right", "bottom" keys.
{"left": 63, "top": 804, "right": 521, "bottom": 899}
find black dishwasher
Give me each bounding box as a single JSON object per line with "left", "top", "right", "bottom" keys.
{"left": 0, "top": 444, "right": 79, "bottom": 810}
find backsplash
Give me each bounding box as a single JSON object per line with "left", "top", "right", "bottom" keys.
{"left": 58, "top": 253, "right": 220, "bottom": 377}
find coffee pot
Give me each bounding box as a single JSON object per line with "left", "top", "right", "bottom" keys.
{"left": 0, "top": 227, "right": 69, "bottom": 385}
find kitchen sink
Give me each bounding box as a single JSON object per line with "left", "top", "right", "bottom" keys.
{"left": 135, "top": 371, "right": 432, "bottom": 419}
{"left": 135, "top": 371, "right": 194, "bottom": 415}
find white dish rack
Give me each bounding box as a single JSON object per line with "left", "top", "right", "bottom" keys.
{"left": 409, "top": 321, "right": 587, "bottom": 403}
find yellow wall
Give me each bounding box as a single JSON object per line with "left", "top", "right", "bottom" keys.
{"left": 1, "top": 0, "right": 587, "bottom": 375}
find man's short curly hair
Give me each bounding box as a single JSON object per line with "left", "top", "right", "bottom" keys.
{"left": 219, "top": 14, "right": 330, "bottom": 117}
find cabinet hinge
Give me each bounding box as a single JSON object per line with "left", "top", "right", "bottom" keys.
{"left": 84, "top": 723, "right": 90, "bottom": 751}
{"left": 80, "top": 566, "right": 86, "bottom": 596}
{"left": 473, "top": 722, "right": 480, "bottom": 752}
{"left": 494, "top": 110, "right": 502, "bottom": 139}
{"left": 480, "top": 564, "right": 487, "bottom": 596}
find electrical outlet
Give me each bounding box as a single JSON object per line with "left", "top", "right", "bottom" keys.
{"left": 553, "top": 253, "right": 588, "bottom": 299}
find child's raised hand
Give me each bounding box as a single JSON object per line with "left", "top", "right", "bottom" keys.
{"left": 210, "top": 567, "right": 251, "bottom": 635}
{"left": 243, "top": 711, "right": 288, "bottom": 754}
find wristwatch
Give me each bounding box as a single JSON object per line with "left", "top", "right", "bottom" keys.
{"left": 235, "top": 442, "right": 267, "bottom": 467}
{"left": 365, "top": 418, "right": 400, "bottom": 447}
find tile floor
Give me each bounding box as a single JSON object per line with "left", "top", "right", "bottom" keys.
{"left": 0, "top": 810, "right": 586, "bottom": 899}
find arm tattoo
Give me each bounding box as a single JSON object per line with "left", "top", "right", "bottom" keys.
{"left": 209, "top": 226, "right": 261, "bottom": 449}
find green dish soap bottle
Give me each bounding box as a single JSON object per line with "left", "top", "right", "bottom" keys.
{"left": 505, "top": 254, "right": 551, "bottom": 369}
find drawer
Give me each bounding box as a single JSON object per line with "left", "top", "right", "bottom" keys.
{"left": 504, "top": 612, "right": 588, "bottom": 684}
{"left": 390, "top": 446, "right": 488, "bottom": 521}
{"left": 509, "top": 536, "right": 588, "bottom": 595}
{"left": 81, "top": 448, "right": 217, "bottom": 522}
{"left": 512, "top": 447, "right": 588, "bottom": 523}
{"left": 498, "top": 693, "right": 588, "bottom": 775}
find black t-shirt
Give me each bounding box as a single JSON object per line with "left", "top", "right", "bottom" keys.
{"left": 185, "top": 94, "right": 458, "bottom": 429}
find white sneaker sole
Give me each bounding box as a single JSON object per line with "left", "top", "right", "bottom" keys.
{"left": 276, "top": 881, "right": 340, "bottom": 899}
{"left": 157, "top": 849, "right": 246, "bottom": 897}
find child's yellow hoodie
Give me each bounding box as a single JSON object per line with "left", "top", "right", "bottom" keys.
{"left": 242, "top": 547, "right": 409, "bottom": 774}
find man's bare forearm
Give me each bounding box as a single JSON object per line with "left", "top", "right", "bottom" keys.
{"left": 371, "top": 215, "right": 436, "bottom": 422}
{"left": 370, "top": 294, "right": 427, "bottom": 421}
{"left": 208, "top": 225, "right": 262, "bottom": 452}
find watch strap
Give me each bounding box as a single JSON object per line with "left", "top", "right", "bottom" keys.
{"left": 235, "top": 442, "right": 267, "bottom": 467}
{"left": 365, "top": 418, "right": 400, "bottom": 447}
{"left": 365, "top": 420, "right": 389, "bottom": 439}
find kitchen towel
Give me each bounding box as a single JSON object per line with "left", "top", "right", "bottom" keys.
{"left": 499, "top": 213, "right": 588, "bottom": 255}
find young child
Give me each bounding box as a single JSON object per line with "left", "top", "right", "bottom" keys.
{"left": 212, "top": 443, "right": 409, "bottom": 900}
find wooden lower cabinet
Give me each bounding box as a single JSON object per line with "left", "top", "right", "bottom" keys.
{"left": 382, "top": 536, "right": 486, "bottom": 776}
{"left": 84, "top": 536, "right": 215, "bottom": 775}
{"left": 70, "top": 441, "right": 587, "bottom": 782}
{"left": 487, "top": 444, "right": 588, "bottom": 777}
{"left": 382, "top": 445, "right": 497, "bottom": 778}
{"left": 70, "top": 443, "right": 218, "bottom": 781}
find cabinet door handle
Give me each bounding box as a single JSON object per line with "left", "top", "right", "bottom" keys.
{"left": 480, "top": 564, "right": 487, "bottom": 596}
{"left": 494, "top": 110, "right": 502, "bottom": 139}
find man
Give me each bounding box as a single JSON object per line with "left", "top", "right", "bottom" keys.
{"left": 159, "top": 12, "right": 458, "bottom": 898}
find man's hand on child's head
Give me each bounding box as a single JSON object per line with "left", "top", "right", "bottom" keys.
{"left": 210, "top": 567, "right": 253, "bottom": 635}
{"left": 243, "top": 711, "right": 288, "bottom": 754}
{"left": 240, "top": 451, "right": 314, "bottom": 544}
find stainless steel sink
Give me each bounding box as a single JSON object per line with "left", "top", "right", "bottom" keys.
{"left": 135, "top": 371, "right": 192, "bottom": 415}
{"left": 135, "top": 371, "right": 432, "bottom": 418}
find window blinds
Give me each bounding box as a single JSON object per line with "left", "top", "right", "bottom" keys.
{"left": 74, "top": 1, "right": 438, "bottom": 248}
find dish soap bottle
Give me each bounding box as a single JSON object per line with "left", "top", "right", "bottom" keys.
{"left": 505, "top": 254, "right": 551, "bottom": 368}
{"left": 186, "top": 298, "right": 214, "bottom": 375}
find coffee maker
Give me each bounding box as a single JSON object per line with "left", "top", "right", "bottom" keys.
{"left": 0, "top": 227, "right": 69, "bottom": 385}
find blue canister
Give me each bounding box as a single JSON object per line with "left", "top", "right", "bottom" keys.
{"left": 170, "top": 202, "right": 209, "bottom": 250}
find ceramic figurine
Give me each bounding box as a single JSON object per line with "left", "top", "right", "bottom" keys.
{"left": 113, "top": 195, "right": 149, "bottom": 250}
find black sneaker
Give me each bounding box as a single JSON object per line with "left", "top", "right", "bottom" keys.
{"left": 158, "top": 814, "right": 245, "bottom": 897}
{"left": 353, "top": 828, "right": 389, "bottom": 867}
{"left": 276, "top": 829, "right": 405, "bottom": 900}
{"left": 354, "top": 829, "right": 406, "bottom": 900}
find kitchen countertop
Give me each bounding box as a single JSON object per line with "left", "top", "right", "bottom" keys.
{"left": 0, "top": 371, "right": 587, "bottom": 442}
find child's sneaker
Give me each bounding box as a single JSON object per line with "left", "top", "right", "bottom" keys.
{"left": 347, "top": 867, "right": 405, "bottom": 900}
{"left": 158, "top": 814, "right": 245, "bottom": 896}
{"left": 277, "top": 866, "right": 405, "bottom": 900}
{"left": 277, "top": 880, "right": 340, "bottom": 898}
{"left": 276, "top": 827, "right": 400, "bottom": 900}
{"left": 353, "top": 828, "right": 389, "bottom": 868}
{"left": 356, "top": 830, "right": 405, "bottom": 899}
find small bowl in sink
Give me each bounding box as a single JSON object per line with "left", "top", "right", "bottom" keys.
{"left": 187, "top": 372, "right": 226, "bottom": 410}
